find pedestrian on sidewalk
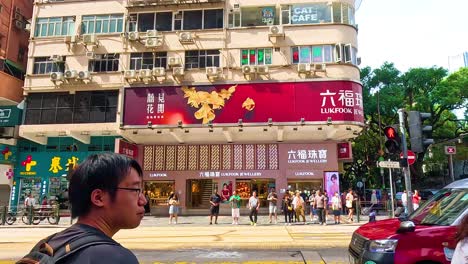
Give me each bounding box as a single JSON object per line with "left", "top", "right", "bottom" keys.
{"left": 229, "top": 190, "right": 241, "bottom": 225}
{"left": 17, "top": 153, "right": 146, "bottom": 264}
{"left": 308, "top": 191, "right": 316, "bottom": 223}
{"left": 209, "top": 189, "right": 222, "bottom": 225}
{"left": 168, "top": 193, "right": 179, "bottom": 224}
{"left": 267, "top": 188, "right": 278, "bottom": 224}
{"left": 346, "top": 188, "right": 355, "bottom": 222}
{"left": 282, "top": 192, "right": 293, "bottom": 225}
{"left": 324, "top": 191, "right": 330, "bottom": 223}
{"left": 412, "top": 190, "right": 421, "bottom": 210}
{"left": 248, "top": 191, "right": 260, "bottom": 226}
{"left": 331, "top": 192, "right": 342, "bottom": 224}
{"left": 401, "top": 190, "right": 408, "bottom": 214}
{"left": 293, "top": 191, "right": 306, "bottom": 224}
{"left": 314, "top": 190, "right": 327, "bottom": 225}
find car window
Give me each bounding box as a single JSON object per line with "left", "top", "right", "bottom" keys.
{"left": 410, "top": 189, "right": 468, "bottom": 226}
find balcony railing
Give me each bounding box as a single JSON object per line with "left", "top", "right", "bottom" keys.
{"left": 127, "top": 0, "right": 224, "bottom": 7}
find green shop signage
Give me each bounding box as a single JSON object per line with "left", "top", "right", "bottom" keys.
{"left": 0, "top": 106, "right": 22, "bottom": 127}
{"left": 17, "top": 152, "right": 91, "bottom": 177}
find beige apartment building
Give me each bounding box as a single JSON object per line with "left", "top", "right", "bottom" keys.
{"left": 11, "top": 0, "right": 364, "bottom": 214}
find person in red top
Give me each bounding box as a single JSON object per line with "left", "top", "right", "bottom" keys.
{"left": 221, "top": 183, "right": 231, "bottom": 203}
{"left": 412, "top": 189, "right": 421, "bottom": 210}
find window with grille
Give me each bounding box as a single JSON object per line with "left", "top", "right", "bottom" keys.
{"left": 33, "top": 57, "right": 65, "bottom": 75}
{"left": 241, "top": 49, "right": 272, "bottom": 65}
{"left": 81, "top": 14, "right": 124, "bottom": 34}
{"left": 34, "top": 16, "right": 75, "bottom": 37}
{"left": 130, "top": 52, "right": 167, "bottom": 70}
{"left": 88, "top": 54, "right": 119, "bottom": 72}
{"left": 185, "top": 50, "right": 220, "bottom": 69}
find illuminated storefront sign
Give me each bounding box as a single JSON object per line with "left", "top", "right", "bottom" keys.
{"left": 123, "top": 81, "right": 364, "bottom": 126}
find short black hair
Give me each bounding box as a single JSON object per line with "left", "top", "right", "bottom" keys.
{"left": 69, "top": 152, "right": 143, "bottom": 218}
{"left": 331, "top": 174, "right": 337, "bottom": 180}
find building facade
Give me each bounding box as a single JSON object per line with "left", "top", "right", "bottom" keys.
{"left": 15, "top": 0, "right": 363, "bottom": 213}
{"left": 0, "top": 0, "right": 32, "bottom": 206}
{"left": 448, "top": 52, "right": 468, "bottom": 73}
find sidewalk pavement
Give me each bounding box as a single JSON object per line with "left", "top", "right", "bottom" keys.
{"left": 0, "top": 213, "right": 390, "bottom": 228}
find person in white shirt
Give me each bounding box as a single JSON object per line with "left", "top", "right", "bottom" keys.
{"left": 24, "top": 194, "right": 36, "bottom": 207}
{"left": 331, "top": 192, "right": 342, "bottom": 224}
{"left": 452, "top": 214, "right": 468, "bottom": 263}
{"left": 401, "top": 190, "right": 408, "bottom": 214}
{"left": 371, "top": 190, "right": 378, "bottom": 205}
{"left": 292, "top": 192, "right": 306, "bottom": 224}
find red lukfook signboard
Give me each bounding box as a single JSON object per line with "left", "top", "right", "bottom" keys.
{"left": 115, "top": 138, "right": 138, "bottom": 159}
{"left": 123, "top": 81, "right": 364, "bottom": 125}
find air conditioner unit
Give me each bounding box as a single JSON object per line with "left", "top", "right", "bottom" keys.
{"left": 127, "top": 31, "right": 139, "bottom": 41}
{"left": 139, "top": 69, "right": 152, "bottom": 79}
{"left": 25, "top": 23, "right": 31, "bottom": 32}
{"left": 86, "top": 51, "right": 95, "bottom": 59}
{"left": 50, "top": 72, "right": 64, "bottom": 82}
{"left": 124, "top": 70, "right": 136, "bottom": 79}
{"left": 168, "top": 57, "right": 181, "bottom": 67}
{"left": 78, "top": 70, "right": 91, "bottom": 80}
{"left": 179, "top": 32, "right": 194, "bottom": 43}
{"left": 14, "top": 20, "right": 24, "bottom": 30}
{"left": 0, "top": 127, "right": 16, "bottom": 139}
{"left": 242, "top": 65, "right": 254, "bottom": 75}
{"left": 206, "top": 66, "right": 222, "bottom": 77}
{"left": 256, "top": 65, "right": 269, "bottom": 75}
{"left": 49, "top": 55, "right": 63, "bottom": 62}
{"left": 146, "top": 30, "right": 158, "bottom": 38}
{"left": 152, "top": 67, "right": 166, "bottom": 77}
{"left": 64, "top": 35, "right": 77, "bottom": 44}
{"left": 82, "top": 34, "right": 97, "bottom": 45}
{"left": 64, "top": 70, "right": 78, "bottom": 79}
{"left": 172, "top": 67, "right": 184, "bottom": 76}
{"left": 313, "top": 63, "right": 326, "bottom": 72}
{"left": 297, "top": 63, "right": 311, "bottom": 73}
{"left": 269, "top": 25, "right": 284, "bottom": 36}
{"left": 145, "top": 37, "right": 163, "bottom": 48}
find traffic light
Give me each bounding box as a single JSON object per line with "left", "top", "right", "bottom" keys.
{"left": 408, "top": 111, "right": 434, "bottom": 153}
{"left": 384, "top": 126, "right": 401, "bottom": 154}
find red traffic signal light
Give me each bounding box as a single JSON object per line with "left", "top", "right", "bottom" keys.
{"left": 384, "top": 126, "right": 398, "bottom": 139}
{"left": 384, "top": 126, "right": 401, "bottom": 154}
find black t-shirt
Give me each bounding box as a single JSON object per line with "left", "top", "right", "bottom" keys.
{"left": 47, "top": 224, "right": 138, "bottom": 263}
{"left": 210, "top": 194, "right": 222, "bottom": 207}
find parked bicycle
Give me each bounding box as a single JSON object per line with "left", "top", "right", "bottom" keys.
{"left": 21, "top": 205, "right": 59, "bottom": 225}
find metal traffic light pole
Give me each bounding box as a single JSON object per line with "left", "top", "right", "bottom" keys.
{"left": 398, "top": 109, "right": 413, "bottom": 215}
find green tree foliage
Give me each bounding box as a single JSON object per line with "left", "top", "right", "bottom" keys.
{"left": 349, "top": 63, "right": 468, "bottom": 189}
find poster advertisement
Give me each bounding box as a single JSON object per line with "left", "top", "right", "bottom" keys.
{"left": 324, "top": 172, "right": 340, "bottom": 200}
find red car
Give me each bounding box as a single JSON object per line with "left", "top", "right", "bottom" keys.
{"left": 349, "top": 179, "right": 468, "bottom": 264}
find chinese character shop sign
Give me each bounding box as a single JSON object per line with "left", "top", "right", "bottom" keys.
{"left": 123, "top": 81, "right": 364, "bottom": 126}
{"left": 18, "top": 153, "right": 86, "bottom": 177}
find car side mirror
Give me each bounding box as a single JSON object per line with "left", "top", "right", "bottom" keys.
{"left": 397, "top": 221, "right": 416, "bottom": 233}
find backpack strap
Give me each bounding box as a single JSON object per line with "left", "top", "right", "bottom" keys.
{"left": 53, "top": 232, "right": 118, "bottom": 262}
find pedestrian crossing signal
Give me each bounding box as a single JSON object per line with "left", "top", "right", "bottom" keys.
{"left": 384, "top": 126, "right": 401, "bottom": 154}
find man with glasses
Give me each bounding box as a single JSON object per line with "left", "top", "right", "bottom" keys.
{"left": 20, "top": 153, "right": 146, "bottom": 263}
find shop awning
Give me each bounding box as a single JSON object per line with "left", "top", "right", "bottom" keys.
{"left": 5, "top": 59, "right": 25, "bottom": 73}
{"left": 3, "top": 59, "right": 25, "bottom": 80}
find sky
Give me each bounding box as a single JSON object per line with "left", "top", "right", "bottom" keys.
{"left": 356, "top": 0, "right": 468, "bottom": 72}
